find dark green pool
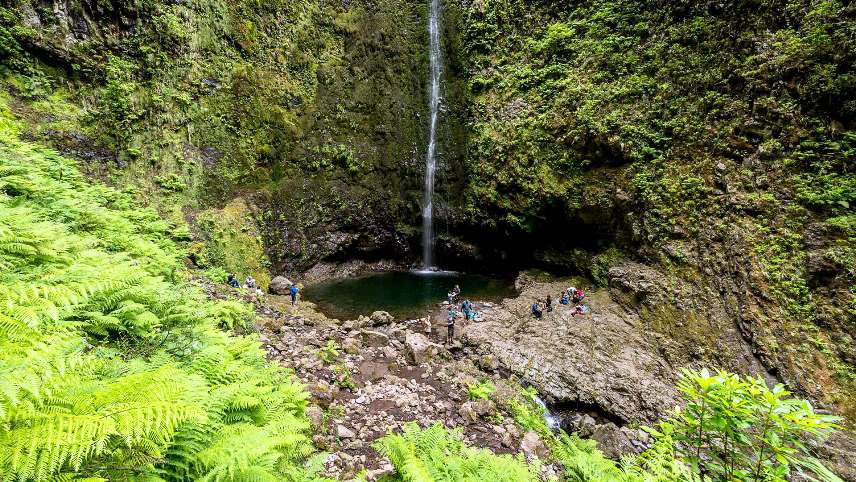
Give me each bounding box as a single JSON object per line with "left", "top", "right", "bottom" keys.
{"left": 302, "top": 271, "right": 517, "bottom": 320}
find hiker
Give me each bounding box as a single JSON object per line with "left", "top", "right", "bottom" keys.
{"left": 461, "top": 299, "right": 472, "bottom": 320}
{"left": 560, "top": 291, "right": 570, "bottom": 305}
{"left": 531, "top": 301, "right": 542, "bottom": 319}
{"left": 573, "top": 287, "right": 585, "bottom": 304}
{"left": 546, "top": 294, "right": 553, "bottom": 312}
{"left": 227, "top": 273, "right": 240, "bottom": 289}
{"left": 452, "top": 284, "right": 461, "bottom": 297}
{"left": 289, "top": 284, "right": 299, "bottom": 306}
{"left": 571, "top": 303, "right": 589, "bottom": 317}
{"left": 245, "top": 276, "right": 257, "bottom": 290}
{"left": 446, "top": 307, "right": 456, "bottom": 344}
{"left": 467, "top": 304, "right": 477, "bottom": 321}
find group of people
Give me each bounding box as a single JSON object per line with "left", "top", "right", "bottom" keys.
{"left": 226, "top": 273, "right": 300, "bottom": 306}
{"left": 531, "top": 286, "right": 589, "bottom": 319}
{"left": 445, "top": 285, "right": 484, "bottom": 344}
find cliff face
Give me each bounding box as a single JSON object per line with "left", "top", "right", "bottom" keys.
{"left": 442, "top": 0, "right": 856, "bottom": 419}
{"left": 1, "top": 0, "right": 437, "bottom": 274}
{"left": 2, "top": 0, "right": 854, "bottom": 423}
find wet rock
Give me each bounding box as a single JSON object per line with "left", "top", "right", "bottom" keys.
{"left": 269, "top": 276, "right": 294, "bottom": 294}
{"left": 520, "top": 431, "right": 549, "bottom": 460}
{"left": 371, "top": 311, "right": 394, "bottom": 326}
{"left": 361, "top": 330, "right": 390, "bottom": 348}
{"left": 405, "top": 332, "right": 440, "bottom": 365}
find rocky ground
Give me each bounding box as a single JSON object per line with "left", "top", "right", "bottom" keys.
{"left": 205, "top": 283, "right": 548, "bottom": 480}
{"left": 204, "top": 269, "right": 856, "bottom": 481}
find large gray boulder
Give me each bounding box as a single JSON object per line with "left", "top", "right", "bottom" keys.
{"left": 269, "top": 276, "right": 293, "bottom": 295}
{"left": 404, "top": 332, "right": 440, "bottom": 365}
{"left": 360, "top": 330, "right": 390, "bottom": 348}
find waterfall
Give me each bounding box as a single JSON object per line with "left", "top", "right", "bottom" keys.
{"left": 532, "top": 394, "right": 561, "bottom": 431}
{"left": 422, "top": 0, "right": 442, "bottom": 269}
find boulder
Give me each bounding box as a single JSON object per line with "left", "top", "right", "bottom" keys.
{"left": 305, "top": 405, "right": 324, "bottom": 431}
{"left": 360, "top": 330, "right": 390, "bottom": 348}
{"left": 390, "top": 327, "right": 407, "bottom": 343}
{"left": 342, "top": 337, "right": 362, "bottom": 355}
{"left": 520, "top": 431, "right": 549, "bottom": 460}
{"left": 370, "top": 311, "right": 394, "bottom": 326}
{"left": 269, "top": 276, "right": 293, "bottom": 294}
{"left": 410, "top": 317, "right": 431, "bottom": 334}
{"left": 336, "top": 424, "right": 356, "bottom": 439}
{"left": 404, "top": 332, "right": 440, "bottom": 365}
{"left": 591, "top": 423, "right": 640, "bottom": 459}
{"left": 459, "top": 402, "right": 479, "bottom": 424}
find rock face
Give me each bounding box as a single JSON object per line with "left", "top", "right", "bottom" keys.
{"left": 269, "top": 276, "right": 293, "bottom": 295}
{"left": 461, "top": 270, "right": 771, "bottom": 424}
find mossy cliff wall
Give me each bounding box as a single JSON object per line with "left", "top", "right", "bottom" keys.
{"left": 443, "top": 0, "right": 856, "bottom": 419}
{"left": 1, "top": 0, "right": 439, "bottom": 275}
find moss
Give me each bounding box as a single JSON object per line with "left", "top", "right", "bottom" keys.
{"left": 195, "top": 198, "right": 271, "bottom": 290}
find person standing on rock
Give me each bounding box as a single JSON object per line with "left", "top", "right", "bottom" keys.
{"left": 545, "top": 294, "right": 553, "bottom": 312}
{"left": 446, "top": 307, "right": 456, "bottom": 344}
{"left": 531, "top": 301, "right": 542, "bottom": 319}
{"left": 289, "top": 283, "right": 299, "bottom": 306}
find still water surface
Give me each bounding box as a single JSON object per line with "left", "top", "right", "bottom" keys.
{"left": 302, "top": 271, "right": 516, "bottom": 320}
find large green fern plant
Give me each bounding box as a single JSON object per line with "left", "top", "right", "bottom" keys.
{"left": 0, "top": 105, "right": 327, "bottom": 481}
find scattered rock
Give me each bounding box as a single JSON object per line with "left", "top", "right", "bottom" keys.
{"left": 361, "top": 330, "right": 390, "bottom": 348}
{"left": 371, "top": 311, "right": 394, "bottom": 326}
{"left": 405, "top": 332, "right": 440, "bottom": 365}
{"left": 342, "top": 337, "right": 362, "bottom": 355}
{"left": 336, "top": 424, "right": 356, "bottom": 439}
{"left": 520, "top": 430, "right": 549, "bottom": 460}
{"left": 269, "top": 276, "right": 293, "bottom": 294}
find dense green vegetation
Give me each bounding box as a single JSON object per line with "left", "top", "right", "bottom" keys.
{"left": 375, "top": 369, "right": 841, "bottom": 482}
{"left": 0, "top": 0, "right": 432, "bottom": 275}
{"left": 0, "top": 101, "right": 325, "bottom": 481}
{"left": 450, "top": 0, "right": 856, "bottom": 418}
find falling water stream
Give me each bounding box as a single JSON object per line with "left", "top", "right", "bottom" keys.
{"left": 422, "top": 0, "right": 443, "bottom": 269}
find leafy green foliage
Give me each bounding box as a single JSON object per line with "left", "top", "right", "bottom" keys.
{"left": 316, "top": 340, "right": 341, "bottom": 364}
{"left": 374, "top": 423, "right": 538, "bottom": 482}
{"left": 466, "top": 380, "right": 496, "bottom": 401}
{"left": 0, "top": 120, "right": 325, "bottom": 480}
{"left": 659, "top": 368, "right": 840, "bottom": 482}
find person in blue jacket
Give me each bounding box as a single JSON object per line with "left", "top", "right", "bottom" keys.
{"left": 227, "top": 273, "right": 240, "bottom": 288}
{"left": 289, "top": 284, "right": 299, "bottom": 306}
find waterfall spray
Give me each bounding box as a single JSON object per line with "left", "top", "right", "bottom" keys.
{"left": 422, "top": 0, "right": 442, "bottom": 269}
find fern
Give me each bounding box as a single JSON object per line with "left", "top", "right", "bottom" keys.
{"left": 0, "top": 111, "right": 320, "bottom": 480}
